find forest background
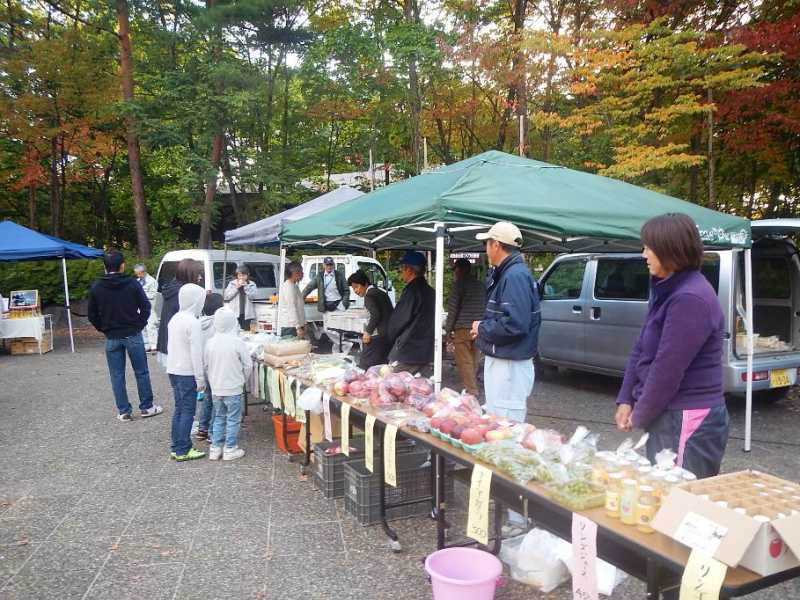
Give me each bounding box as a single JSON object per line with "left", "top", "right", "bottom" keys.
{"left": 1, "top": 0, "right": 799, "bottom": 303}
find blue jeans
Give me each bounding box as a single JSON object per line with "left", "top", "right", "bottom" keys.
{"left": 105, "top": 333, "right": 154, "bottom": 415}
{"left": 211, "top": 394, "right": 243, "bottom": 449}
{"left": 198, "top": 384, "right": 214, "bottom": 433}
{"left": 169, "top": 374, "right": 197, "bottom": 455}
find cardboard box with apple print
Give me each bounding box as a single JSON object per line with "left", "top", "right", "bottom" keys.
{"left": 652, "top": 470, "right": 800, "bottom": 576}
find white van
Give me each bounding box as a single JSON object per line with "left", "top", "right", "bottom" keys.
{"left": 537, "top": 221, "right": 800, "bottom": 401}
{"left": 156, "top": 249, "right": 280, "bottom": 299}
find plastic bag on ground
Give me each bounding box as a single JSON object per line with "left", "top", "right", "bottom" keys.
{"left": 499, "top": 529, "right": 569, "bottom": 593}
{"left": 554, "top": 538, "right": 628, "bottom": 596}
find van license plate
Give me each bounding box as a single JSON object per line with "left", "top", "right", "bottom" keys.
{"left": 769, "top": 369, "right": 791, "bottom": 388}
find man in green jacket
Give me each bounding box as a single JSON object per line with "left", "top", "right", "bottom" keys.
{"left": 302, "top": 256, "right": 351, "bottom": 313}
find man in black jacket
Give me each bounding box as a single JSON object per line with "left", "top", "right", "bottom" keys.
{"left": 347, "top": 270, "right": 394, "bottom": 369}
{"left": 302, "top": 256, "right": 351, "bottom": 313}
{"left": 88, "top": 250, "right": 162, "bottom": 421}
{"left": 387, "top": 251, "right": 435, "bottom": 375}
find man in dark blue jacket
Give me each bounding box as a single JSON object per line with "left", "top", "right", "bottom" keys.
{"left": 88, "top": 250, "right": 162, "bottom": 422}
{"left": 472, "top": 221, "right": 540, "bottom": 422}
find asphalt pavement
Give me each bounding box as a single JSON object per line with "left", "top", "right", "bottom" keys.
{"left": 1, "top": 330, "right": 799, "bottom": 599}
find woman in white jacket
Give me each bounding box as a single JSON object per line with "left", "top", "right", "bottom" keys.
{"left": 204, "top": 307, "right": 253, "bottom": 460}
{"left": 223, "top": 264, "right": 257, "bottom": 331}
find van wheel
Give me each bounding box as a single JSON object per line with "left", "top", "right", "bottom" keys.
{"left": 754, "top": 388, "right": 790, "bottom": 404}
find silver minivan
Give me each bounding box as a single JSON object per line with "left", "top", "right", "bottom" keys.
{"left": 537, "top": 222, "right": 800, "bottom": 401}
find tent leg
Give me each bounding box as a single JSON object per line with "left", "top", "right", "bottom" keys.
{"left": 744, "top": 248, "right": 753, "bottom": 452}
{"left": 222, "top": 242, "right": 229, "bottom": 287}
{"left": 276, "top": 245, "right": 287, "bottom": 335}
{"left": 62, "top": 258, "right": 75, "bottom": 353}
{"left": 433, "top": 223, "right": 445, "bottom": 394}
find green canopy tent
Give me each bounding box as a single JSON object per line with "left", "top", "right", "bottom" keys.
{"left": 282, "top": 150, "right": 758, "bottom": 450}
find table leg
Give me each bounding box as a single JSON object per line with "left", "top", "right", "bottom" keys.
{"left": 300, "top": 410, "right": 312, "bottom": 476}
{"left": 435, "top": 452, "right": 446, "bottom": 550}
{"left": 377, "top": 427, "right": 401, "bottom": 551}
{"left": 646, "top": 558, "right": 661, "bottom": 600}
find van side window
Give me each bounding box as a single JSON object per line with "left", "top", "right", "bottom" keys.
{"left": 700, "top": 254, "right": 720, "bottom": 293}
{"left": 213, "top": 262, "right": 237, "bottom": 289}
{"left": 595, "top": 259, "right": 649, "bottom": 300}
{"left": 245, "top": 263, "right": 276, "bottom": 288}
{"left": 542, "top": 260, "right": 586, "bottom": 300}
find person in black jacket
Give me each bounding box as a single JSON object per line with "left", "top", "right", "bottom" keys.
{"left": 88, "top": 250, "right": 163, "bottom": 421}
{"left": 347, "top": 270, "right": 394, "bottom": 369}
{"left": 387, "top": 251, "right": 435, "bottom": 375}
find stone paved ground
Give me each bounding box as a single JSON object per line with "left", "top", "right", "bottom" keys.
{"left": 1, "top": 330, "right": 799, "bottom": 599}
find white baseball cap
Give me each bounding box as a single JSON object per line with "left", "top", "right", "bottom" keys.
{"left": 475, "top": 221, "right": 523, "bottom": 247}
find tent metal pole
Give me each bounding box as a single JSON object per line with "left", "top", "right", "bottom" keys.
{"left": 222, "top": 242, "right": 228, "bottom": 287}
{"left": 744, "top": 248, "right": 753, "bottom": 452}
{"left": 62, "top": 258, "right": 75, "bottom": 353}
{"left": 276, "top": 245, "right": 287, "bottom": 335}
{"left": 433, "top": 223, "right": 445, "bottom": 394}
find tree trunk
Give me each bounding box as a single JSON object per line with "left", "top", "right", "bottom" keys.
{"left": 28, "top": 184, "right": 36, "bottom": 229}
{"left": 49, "top": 136, "right": 61, "bottom": 236}
{"left": 222, "top": 153, "right": 242, "bottom": 227}
{"left": 403, "top": 0, "right": 422, "bottom": 173}
{"left": 116, "top": 0, "right": 151, "bottom": 256}
{"left": 707, "top": 87, "right": 715, "bottom": 210}
{"left": 199, "top": 133, "right": 224, "bottom": 248}
{"left": 496, "top": 0, "right": 528, "bottom": 152}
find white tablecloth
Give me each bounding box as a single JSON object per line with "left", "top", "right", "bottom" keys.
{"left": 0, "top": 317, "right": 45, "bottom": 340}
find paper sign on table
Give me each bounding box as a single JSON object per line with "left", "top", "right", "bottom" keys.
{"left": 341, "top": 403, "right": 351, "bottom": 456}
{"left": 675, "top": 512, "right": 728, "bottom": 557}
{"left": 322, "top": 393, "right": 333, "bottom": 442}
{"left": 365, "top": 414, "right": 377, "bottom": 473}
{"left": 466, "top": 464, "right": 493, "bottom": 546}
{"left": 384, "top": 424, "right": 398, "bottom": 486}
{"left": 571, "top": 513, "right": 599, "bottom": 600}
{"left": 679, "top": 548, "right": 727, "bottom": 600}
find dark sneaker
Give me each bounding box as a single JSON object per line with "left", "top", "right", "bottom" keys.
{"left": 117, "top": 413, "right": 133, "bottom": 422}
{"left": 194, "top": 430, "right": 208, "bottom": 441}
{"left": 141, "top": 405, "right": 163, "bottom": 418}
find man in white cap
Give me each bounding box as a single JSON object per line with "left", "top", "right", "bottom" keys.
{"left": 472, "top": 221, "right": 540, "bottom": 421}
{"left": 473, "top": 221, "right": 541, "bottom": 534}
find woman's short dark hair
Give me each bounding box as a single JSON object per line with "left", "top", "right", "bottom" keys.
{"left": 285, "top": 261, "right": 302, "bottom": 280}
{"left": 347, "top": 270, "right": 370, "bottom": 286}
{"left": 176, "top": 258, "right": 203, "bottom": 285}
{"left": 640, "top": 213, "right": 704, "bottom": 272}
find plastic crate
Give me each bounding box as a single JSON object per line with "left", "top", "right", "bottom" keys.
{"left": 312, "top": 438, "right": 419, "bottom": 499}
{"left": 343, "top": 453, "right": 453, "bottom": 526}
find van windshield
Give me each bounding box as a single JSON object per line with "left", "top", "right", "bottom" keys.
{"left": 213, "top": 262, "right": 276, "bottom": 289}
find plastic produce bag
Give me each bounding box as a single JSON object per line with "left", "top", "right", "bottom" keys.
{"left": 554, "top": 541, "right": 628, "bottom": 596}
{"left": 297, "top": 386, "right": 323, "bottom": 414}
{"left": 499, "top": 529, "right": 569, "bottom": 593}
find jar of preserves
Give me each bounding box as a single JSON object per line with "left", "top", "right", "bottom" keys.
{"left": 592, "top": 451, "right": 615, "bottom": 487}
{"left": 620, "top": 478, "right": 639, "bottom": 525}
{"left": 636, "top": 485, "right": 658, "bottom": 533}
{"left": 636, "top": 466, "right": 652, "bottom": 485}
{"left": 605, "top": 472, "right": 625, "bottom": 518}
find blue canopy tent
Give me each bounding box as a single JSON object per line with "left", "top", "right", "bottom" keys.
{"left": 0, "top": 220, "right": 104, "bottom": 352}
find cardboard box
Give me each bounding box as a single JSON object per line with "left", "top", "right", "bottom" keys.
{"left": 652, "top": 470, "right": 800, "bottom": 576}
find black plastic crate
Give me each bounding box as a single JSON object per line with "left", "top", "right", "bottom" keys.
{"left": 312, "top": 437, "right": 419, "bottom": 499}
{"left": 343, "top": 453, "right": 453, "bottom": 526}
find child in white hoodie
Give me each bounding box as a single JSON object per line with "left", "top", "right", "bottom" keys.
{"left": 167, "top": 283, "right": 207, "bottom": 461}
{"left": 195, "top": 293, "right": 224, "bottom": 441}
{"left": 204, "top": 307, "right": 253, "bottom": 461}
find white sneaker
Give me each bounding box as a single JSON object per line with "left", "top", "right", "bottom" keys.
{"left": 222, "top": 447, "right": 245, "bottom": 461}
{"left": 208, "top": 446, "right": 223, "bottom": 461}
{"left": 140, "top": 405, "right": 163, "bottom": 418}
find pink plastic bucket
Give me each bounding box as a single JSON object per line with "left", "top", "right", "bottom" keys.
{"left": 425, "top": 547, "right": 503, "bottom": 600}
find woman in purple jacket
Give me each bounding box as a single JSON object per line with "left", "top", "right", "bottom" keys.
{"left": 615, "top": 213, "right": 729, "bottom": 478}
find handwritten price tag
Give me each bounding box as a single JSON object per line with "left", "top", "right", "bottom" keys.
{"left": 571, "top": 514, "right": 598, "bottom": 600}
{"left": 679, "top": 549, "right": 727, "bottom": 600}
{"left": 466, "top": 464, "right": 493, "bottom": 545}
{"left": 384, "top": 424, "right": 398, "bottom": 486}
{"left": 365, "top": 414, "right": 377, "bottom": 473}
{"left": 322, "top": 393, "right": 333, "bottom": 442}
{"left": 341, "top": 403, "right": 351, "bottom": 457}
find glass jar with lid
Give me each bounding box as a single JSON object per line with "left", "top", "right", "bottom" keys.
{"left": 620, "top": 478, "right": 639, "bottom": 525}
{"left": 605, "top": 472, "right": 625, "bottom": 518}
{"left": 592, "top": 451, "right": 615, "bottom": 487}
{"left": 636, "top": 485, "right": 658, "bottom": 533}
